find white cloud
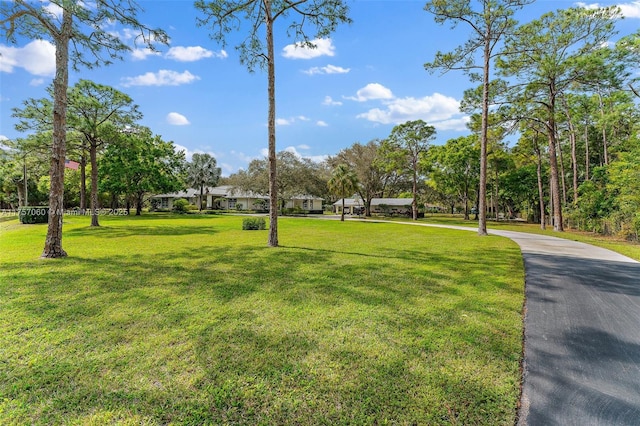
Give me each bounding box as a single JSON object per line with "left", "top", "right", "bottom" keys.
{"left": 346, "top": 83, "right": 394, "bottom": 102}
{"left": 29, "top": 78, "right": 45, "bottom": 86}
{"left": 316, "top": 120, "right": 328, "bottom": 127}
{"left": 167, "top": 112, "right": 190, "bottom": 126}
{"left": 121, "top": 70, "right": 200, "bottom": 87}
{"left": 297, "top": 144, "right": 311, "bottom": 149}
{"left": 131, "top": 48, "right": 161, "bottom": 61}
{"left": 284, "top": 146, "right": 328, "bottom": 163}
{"left": 0, "top": 40, "right": 56, "bottom": 76}
{"left": 44, "top": 2, "right": 63, "bottom": 19}
{"left": 322, "top": 96, "right": 342, "bottom": 106}
{"left": 303, "top": 64, "right": 350, "bottom": 75}
{"left": 576, "top": 1, "right": 640, "bottom": 17}
{"left": 356, "top": 92, "right": 468, "bottom": 130}
{"left": 276, "top": 116, "right": 310, "bottom": 126}
{"left": 282, "top": 38, "right": 335, "bottom": 59}
{"left": 166, "top": 46, "right": 227, "bottom": 62}
{"left": 276, "top": 118, "right": 293, "bottom": 126}
{"left": 0, "top": 135, "right": 8, "bottom": 141}
{"left": 619, "top": 2, "right": 640, "bottom": 17}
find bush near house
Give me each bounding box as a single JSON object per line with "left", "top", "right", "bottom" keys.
{"left": 172, "top": 198, "right": 189, "bottom": 213}
{"left": 242, "top": 217, "right": 267, "bottom": 230}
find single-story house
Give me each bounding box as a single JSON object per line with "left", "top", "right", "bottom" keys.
{"left": 333, "top": 198, "right": 413, "bottom": 215}
{"left": 153, "top": 185, "right": 323, "bottom": 213}
{"left": 333, "top": 198, "right": 423, "bottom": 215}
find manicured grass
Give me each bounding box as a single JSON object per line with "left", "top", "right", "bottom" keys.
{"left": 398, "top": 214, "right": 640, "bottom": 262}
{"left": 0, "top": 214, "right": 524, "bottom": 424}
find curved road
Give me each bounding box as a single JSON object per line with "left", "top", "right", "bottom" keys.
{"left": 344, "top": 218, "right": 640, "bottom": 424}
{"left": 490, "top": 230, "right": 640, "bottom": 425}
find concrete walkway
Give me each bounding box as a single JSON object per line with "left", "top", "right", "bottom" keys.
{"left": 342, "top": 218, "right": 640, "bottom": 424}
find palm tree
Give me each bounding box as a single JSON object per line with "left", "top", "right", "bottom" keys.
{"left": 187, "top": 153, "right": 221, "bottom": 211}
{"left": 328, "top": 164, "right": 359, "bottom": 222}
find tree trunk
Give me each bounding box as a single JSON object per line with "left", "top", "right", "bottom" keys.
{"left": 90, "top": 142, "right": 100, "bottom": 227}
{"left": 23, "top": 159, "right": 28, "bottom": 207}
{"left": 341, "top": 198, "right": 345, "bottom": 222}
{"left": 42, "top": 9, "right": 71, "bottom": 258}
{"left": 547, "top": 113, "right": 563, "bottom": 231}
{"left": 477, "top": 34, "right": 490, "bottom": 236}
{"left": 136, "top": 192, "right": 143, "bottom": 216}
{"left": 557, "top": 137, "right": 567, "bottom": 206}
{"left": 494, "top": 168, "right": 499, "bottom": 220}
{"left": 584, "top": 119, "right": 590, "bottom": 181}
{"left": 412, "top": 167, "right": 418, "bottom": 220}
{"left": 265, "top": 2, "right": 278, "bottom": 247}
{"left": 533, "top": 133, "right": 546, "bottom": 230}
{"left": 80, "top": 149, "right": 87, "bottom": 213}
{"left": 597, "top": 89, "right": 609, "bottom": 165}
{"left": 562, "top": 99, "right": 579, "bottom": 205}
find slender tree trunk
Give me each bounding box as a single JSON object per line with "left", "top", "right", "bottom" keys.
{"left": 412, "top": 167, "right": 418, "bottom": 220}
{"left": 547, "top": 99, "right": 563, "bottom": 231}
{"left": 265, "top": 1, "right": 278, "bottom": 247}
{"left": 494, "top": 168, "right": 499, "bottom": 220}
{"left": 584, "top": 120, "right": 590, "bottom": 181}
{"left": 80, "top": 152, "right": 87, "bottom": 213}
{"left": 557, "top": 137, "right": 567, "bottom": 206}
{"left": 42, "top": 9, "right": 71, "bottom": 258}
{"left": 136, "top": 192, "right": 143, "bottom": 216}
{"left": 562, "top": 98, "right": 579, "bottom": 205}
{"left": 23, "top": 158, "right": 28, "bottom": 206}
{"left": 477, "top": 35, "right": 490, "bottom": 235}
{"left": 199, "top": 185, "right": 204, "bottom": 211}
{"left": 533, "top": 134, "right": 546, "bottom": 230}
{"left": 597, "top": 89, "right": 609, "bottom": 165}
{"left": 341, "top": 198, "right": 345, "bottom": 221}
{"left": 90, "top": 142, "right": 100, "bottom": 227}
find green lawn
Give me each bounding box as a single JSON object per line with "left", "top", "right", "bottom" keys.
{"left": 400, "top": 214, "right": 640, "bottom": 261}
{"left": 0, "top": 214, "right": 524, "bottom": 425}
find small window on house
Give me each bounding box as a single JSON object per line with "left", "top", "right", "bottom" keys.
{"left": 303, "top": 200, "right": 308, "bottom": 209}
{"left": 228, "top": 198, "right": 237, "bottom": 209}
{"left": 161, "top": 198, "right": 168, "bottom": 208}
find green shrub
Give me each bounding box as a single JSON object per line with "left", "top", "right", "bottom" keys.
{"left": 173, "top": 199, "right": 189, "bottom": 213}
{"left": 282, "top": 207, "right": 308, "bottom": 216}
{"left": 242, "top": 217, "right": 266, "bottom": 230}
{"left": 18, "top": 206, "right": 49, "bottom": 224}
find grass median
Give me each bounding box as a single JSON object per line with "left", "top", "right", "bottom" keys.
{"left": 0, "top": 214, "right": 524, "bottom": 425}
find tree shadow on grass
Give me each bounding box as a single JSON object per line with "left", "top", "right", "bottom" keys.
{"left": 64, "top": 224, "right": 220, "bottom": 238}
{"left": 1, "top": 236, "right": 524, "bottom": 424}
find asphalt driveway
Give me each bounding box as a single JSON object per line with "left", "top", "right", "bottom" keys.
{"left": 490, "top": 230, "right": 640, "bottom": 425}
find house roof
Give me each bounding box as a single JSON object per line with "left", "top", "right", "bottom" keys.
{"left": 154, "top": 186, "right": 322, "bottom": 201}
{"left": 333, "top": 198, "right": 414, "bottom": 207}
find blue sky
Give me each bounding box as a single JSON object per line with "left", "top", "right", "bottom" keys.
{"left": 1, "top": 0, "right": 639, "bottom": 176}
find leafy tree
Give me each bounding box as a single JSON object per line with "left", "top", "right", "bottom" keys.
{"left": 100, "top": 128, "right": 186, "bottom": 215}
{"left": 425, "top": 0, "right": 533, "bottom": 235}
{"left": 327, "top": 164, "right": 358, "bottom": 222}
{"left": 187, "top": 153, "right": 221, "bottom": 211}
{"left": 379, "top": 120, "right": 435, "bottom": 220}
{"left": 67, "top": 80, "right": 142, "bottom": 226}
{"left": 428, "top": 135, "right": 480, "bottom": 220}
{"left": 329, "top": 140, "right": 389, "bottom": 217}
{"left": 194, "top": 0, "right": 351, "bottom": 247}
{"left": 12, "top": 91, "right": 88, "bottom": 211}
{"left": 1, "top": 1, "right": 167, "bottom": 257}
{"left": 497, "top": 6, "right": 621, "bottom": 231}
{"left": 607, "top": 146, "right": 640, "bottom": 238}
{"left": 229, "top": 151, "right": 325, "bottom": 211}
